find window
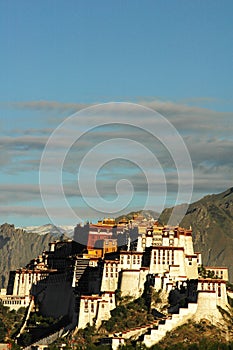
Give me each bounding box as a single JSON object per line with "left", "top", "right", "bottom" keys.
{"left": 153, "top": 252, "right": 157, "bottom": 265}
{"left": 84, "top": 300, "right": 88, "bottom": 312}
{"left": 91, "top": 302, "right": 94, "bottom": 313}
{"left": 162, "top": 250, "right": 166, "bottom": 264}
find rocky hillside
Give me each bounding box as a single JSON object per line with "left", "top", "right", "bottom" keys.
{"left": 21, "top": 224, "right": 74, "bottom": 238}
{"left": 0, "top": 223, "right": 60, "bottom": 288}
{"left": 159, "top": 187, "right": 233, "bottom": 282}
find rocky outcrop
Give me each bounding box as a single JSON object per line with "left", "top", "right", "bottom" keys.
{"left": 0, "top": 223, "right": 56, "bottom": 288}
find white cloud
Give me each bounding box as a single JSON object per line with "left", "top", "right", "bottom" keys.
{"left": 1, "top": 98, "right": 233, "bottom": 223}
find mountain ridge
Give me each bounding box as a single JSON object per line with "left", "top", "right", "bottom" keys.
{"left": 20, "top": 223, "right": 74, "bottom": 238}
{"left": 1, "top": 187, "right": 233, "bottom": 288}
{"left": 0, "top": 223, "right": 64, "bottom": 288}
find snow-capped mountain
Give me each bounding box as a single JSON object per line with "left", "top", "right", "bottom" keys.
{"left": 20, "top": 224, "right": 75, "bottom": 238}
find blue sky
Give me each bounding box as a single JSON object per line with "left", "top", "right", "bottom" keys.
{"left": 1, "top": 0, "right": 233, "bottom": 226}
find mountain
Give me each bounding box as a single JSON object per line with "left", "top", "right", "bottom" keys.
{"left": 0, "top": 223, "right": 63, "bottom": 288}
{"left": 159, "top": 187, "right": 233, "bottom": 281}
{"left": 21, "top": 224, "right": 74, "bottom": 238}
{"left": 1, "top": 186, "right": 233, "bottom": 290}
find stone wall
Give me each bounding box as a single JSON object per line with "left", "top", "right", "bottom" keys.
{"left": 143, "top": 303, "right": 198, "bottom": 347}
{"left": 34, "top": 279, "right": 75, "bottom": 319}
{"left": 194, "top": 291, "right": 223, "bottom": 324}
{"left": 120, "top": 269, "right": 140, "bottom": 298}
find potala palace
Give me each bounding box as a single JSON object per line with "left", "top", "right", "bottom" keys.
{"left": 1, "top": 214, "right": 232, "bottom": 349}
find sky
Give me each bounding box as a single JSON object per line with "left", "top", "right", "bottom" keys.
{"left": 0, "top": 0, "right": 233, "bottom": 227}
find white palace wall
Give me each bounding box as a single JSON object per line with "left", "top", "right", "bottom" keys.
{"left": 101, "top": 261, "right": 119, "bottom": 293}
{"left": 120, "top": 268, "right": 148, "bottom": 298}
{"left": 78, "top": 292, "right": 115, "bottom": 330}
{"left": 194, "top": 291, "right": 223, "bottom": 324}
{"left": 12, "top": 270, "right": 50, "bottom": 296}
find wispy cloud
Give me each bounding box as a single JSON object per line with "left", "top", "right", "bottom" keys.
{"left": 2, "top": 100, "right": 89, "bottom": 113}
{"left": 1, "top": 98, "right": 233, "bottom": 223}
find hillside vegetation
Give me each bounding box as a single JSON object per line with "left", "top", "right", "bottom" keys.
{"left": 49, "top": 319, "right": 233, "bottom": 350}
{"left": 0, "top": 302, "right": 25, "bottom": 346}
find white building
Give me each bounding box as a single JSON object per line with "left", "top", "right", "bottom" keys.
{"left": 77, "top": 292, "right": 116, "bottom": 329}
{"left": 0, "top": 289, "right": 31, "bottom": 311}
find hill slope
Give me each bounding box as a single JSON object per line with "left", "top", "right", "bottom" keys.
{"left": 0, "top": 223, "right": 60, "bottom": 288}
{"left": 159, "top": 187, "right": 233, "bottom": 281}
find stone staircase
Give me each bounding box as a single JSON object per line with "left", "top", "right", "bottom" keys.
{"left": 143, "top": 302, "right": 198, "bottom": 347}
{"left": 23, "top": 327, "right": 65, "bottom": 350}
{"left": 118, "top": 320, "right": 159, "bottom": 340}
{"left": 72, "top": 257, "right": 89, "bottom": 292}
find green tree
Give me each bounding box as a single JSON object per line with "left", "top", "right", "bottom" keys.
{"left": 0, "top": 319, "right": 7, "bottom": 342}
{"left": 20, "top": 332, "right": 32, "bottom": 346}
